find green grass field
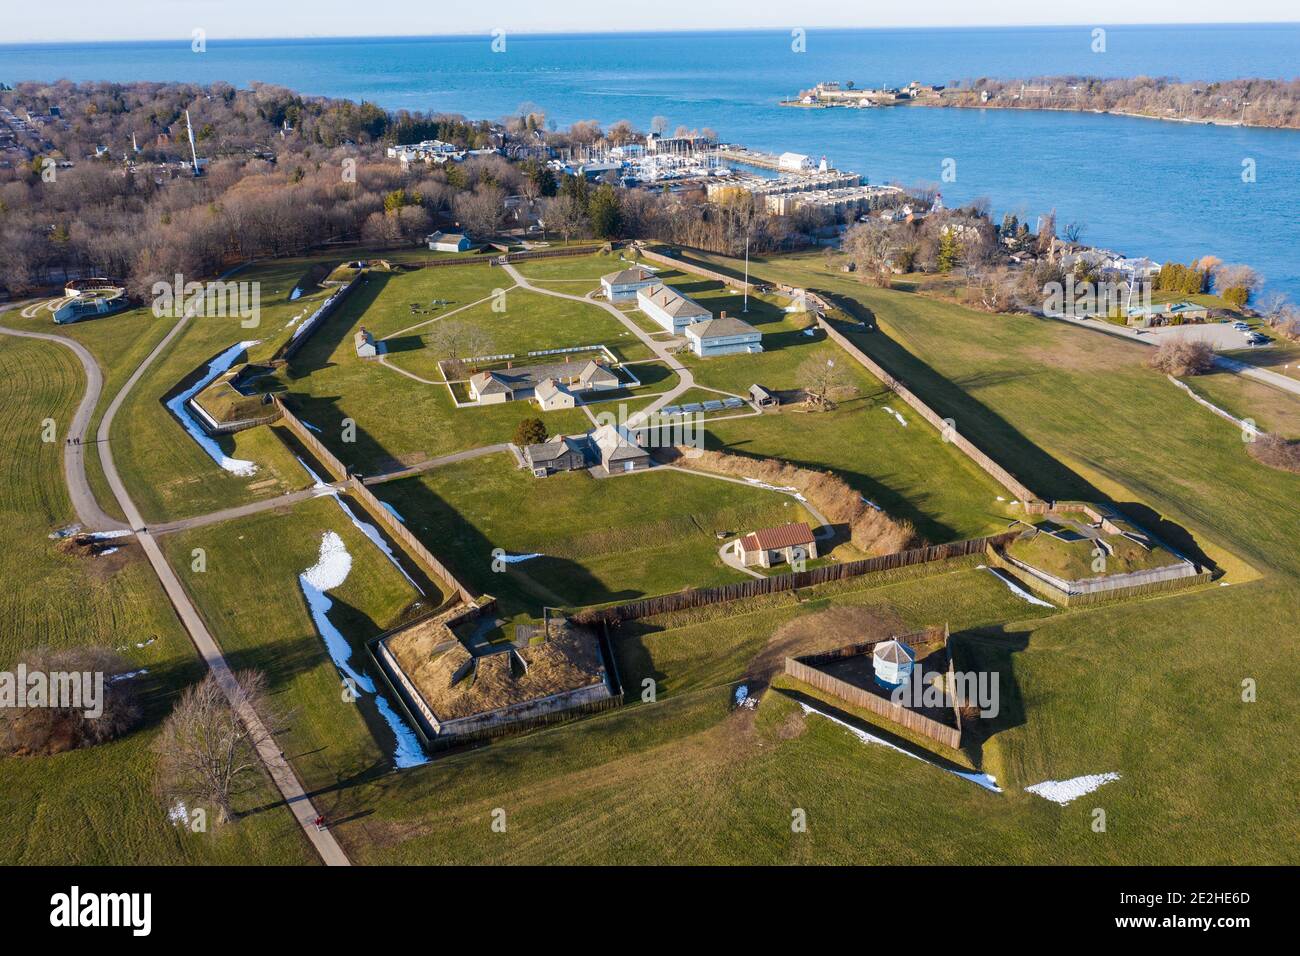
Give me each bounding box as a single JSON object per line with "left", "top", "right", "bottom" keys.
{"left": 9, "top": 240, "right": 1298, "bottom": 867}
{"left": 372, "top": 452, "right": 817, "bottom": 623}
{"left": 159, "top": 494, "right": 427, "bottom": 793}
{"left": 307, "top": 249, "right": 1299, "bottom": 865}
{"left": 382, "top": 287, "right": 651, "bottom": 381}
{"left": 0, "top": 334, "right": 315, "bottom": 865}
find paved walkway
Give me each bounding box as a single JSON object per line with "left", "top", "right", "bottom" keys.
{"left": 718, "top": 539, "right": 766, "bottom": 578}
{"left": 361, "top": 442, "right": 514, "bottom": 484}
{"left": 5, "top": 293, "right": 351, "bottom": 865}
{"left": 0, "top": 321, "right": 128, "bottom": 532}
{"left": 149, "top": 484, "right": 345, "bottom": 535}
{"left": 501, "top": 262, "right": 702, "bottom": 425}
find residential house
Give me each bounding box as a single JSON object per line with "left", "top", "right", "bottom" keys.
{"left": 427, "top": 231, "right": 473, "bottom": 253}
{"left": 737, "top": 522, "right": 818, "bottom": 569}
{"left": 592, "top": 423, "right": 651, "bottom": 474}
{"left": 600, "top": 266, "right": 659, "bottom": 302}
{"left": 354, "top": 327, "right": 379, "bottom": 359}
{"left": 684, "top": 313, "right": 763, "bottom": 357}
{"left": 524, "top": 435, "right": 591, "bottom": 476}
{"left": 637, "top": 282, "right": 712, "bottom": 334}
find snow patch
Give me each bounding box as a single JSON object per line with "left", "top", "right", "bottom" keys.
{"left": 296, "top": 530, "right": 428, "bottom": 769}
{"left": 883, "top": 406, "right": 908, "bottom": 427}
{"left": 1025, "top": 772, "right": 1120, "bottom": 805}
{"left": 87, "top": 529, "right": 132, "bottom": 540}
{"left": 497, "top": 552, "right": 543, "bottom": 564}
{"left": 302, "top": 530, "right": 352, "bottom": 591}
{"left": 800, "top": 703, "right": 1001, "bottom": 793}
{"left": 110, "top": 669, "right": 149, "bottom": 683}
{"left": 379, "top": 501, "right": 405, "bottom": 523}
{"left": 289, "top": 287, "right": 303, "bottom": 301}
{"left": 167, "top": 800, "right": 189, "bottom": 826}
{"left": 374, "top": 694, "right": 429, "bottom": 768}
{"left": 295, "top": 458, "right": 422, "bottom": 592}
{"left": 981, "top": 566, "right": 1056, "bottom": 608}
{"left": 165, "top": 341, "right": 261, "bottom": 477}
{"left": 96, "top": 548, "right": 120, "bottom": 557}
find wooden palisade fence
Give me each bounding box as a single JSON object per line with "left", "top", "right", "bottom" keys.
{"left": 575, "top": 532, "right": 1018, "bottom": 625}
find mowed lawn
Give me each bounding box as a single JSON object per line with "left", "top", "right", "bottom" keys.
{"left": 0, "top": 335, "right": 315, "bottom": 865}
{"left": 323, "top": 561, "right": 1063, "bottom": 864}
{"left": 160, "top": 494, "right": 427, "bottom": 793}
{"left": 109, "top": 316, "right": 313, "bottom": 523}
{"left": 703, "top": 343, "right": 1013, "bottom": 543}
{"left": 372, "top": 452, "right": 817, "bottom": 621}
{"left": 274, "top": 268, "right": 595, "bottom": 473}
{"left": 382, "top": 286, "right": 651, "bottom": 382}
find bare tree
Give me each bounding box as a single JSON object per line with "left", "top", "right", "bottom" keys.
{"left": 543, "top": 192, "right": 589, "bottom": 243}
{"left": 454, "top": 183, "right": 506, "bottom": 238}
{"left": 153, "top": 670, "right": 285, "bottom": 824}
{"left": 425, "top": 319, "right": 496, "bottom": 364}
{"left": 798, "top": 356, "right": 856, "bottom": 410}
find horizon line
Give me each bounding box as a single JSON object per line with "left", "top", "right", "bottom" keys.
{"left": 3, "top": 19, "right": 1300, "bottom": 47}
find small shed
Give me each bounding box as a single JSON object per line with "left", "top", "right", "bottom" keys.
{"left": 872, "top": 639, "right": 915, "bottom": 688}
{"left": 750, "top": 383, "right": 777, "bottom": 408}
{"left": 354, "top": 327, "right": 379, "bottom": 359}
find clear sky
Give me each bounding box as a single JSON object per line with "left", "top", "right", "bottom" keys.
{"left": 2, "top": 1, "right": 1297, "bottom": 44}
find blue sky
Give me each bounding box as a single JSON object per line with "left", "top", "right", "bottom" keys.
{"left": 3, "top": 1, "right": 1297, "bottom": 44}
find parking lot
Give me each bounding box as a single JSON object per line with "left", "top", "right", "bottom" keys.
{"left": 1142, "top": 321, "right": 1267, "bottom": 352}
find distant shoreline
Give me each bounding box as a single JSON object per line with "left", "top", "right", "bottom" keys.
{"left": 782, "top": 99, "right": 1300, "bottom": 132}
{"left": 909, "top": 101, "right": 1298, "bottom": 131}
{"left": 785, "top": 76, "right": 1300, "bottom": 132}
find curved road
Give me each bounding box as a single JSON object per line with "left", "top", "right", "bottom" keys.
{"left": 4, "top": 299, "right": 350, "bottom": 866}
{"left": 501, "top": 261, "right": 707, "bottom": 424}
{"left": 0, "top": 318, "right": 127, "bottom": 532}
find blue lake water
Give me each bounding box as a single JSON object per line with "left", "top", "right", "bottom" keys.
{"left": 4, "top": 24, "right": 1299, "bottom": 295}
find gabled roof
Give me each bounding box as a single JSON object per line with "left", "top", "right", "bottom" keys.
{"left": 525, "top": 436, "right": 571, "bottom": 463}
{"left": 638, "top": 283, "right": 711, "bottom": 320}
{"left": 738, "top": 521, "right": 815, "bottom": 553}
{"left": 592, "top": 423, "right": 649, "bottom": 462}
{"left": 578, "top": 360, "right": 619, "bottom": 387}
{"left": 686, "top": 315, "right": 760, "bottom": 340}
{"left": 470, "top": 371, "right": 512, "bottom": 395}
{"left": 534, "top": 377, "right": 572, "bottom": 403}
{"left": 602, "top": 266, "right": 655, "bottom": 286}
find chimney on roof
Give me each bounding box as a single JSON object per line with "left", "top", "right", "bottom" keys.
{"left": 720, "top": 310, "right": 727, "bottom": 320}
